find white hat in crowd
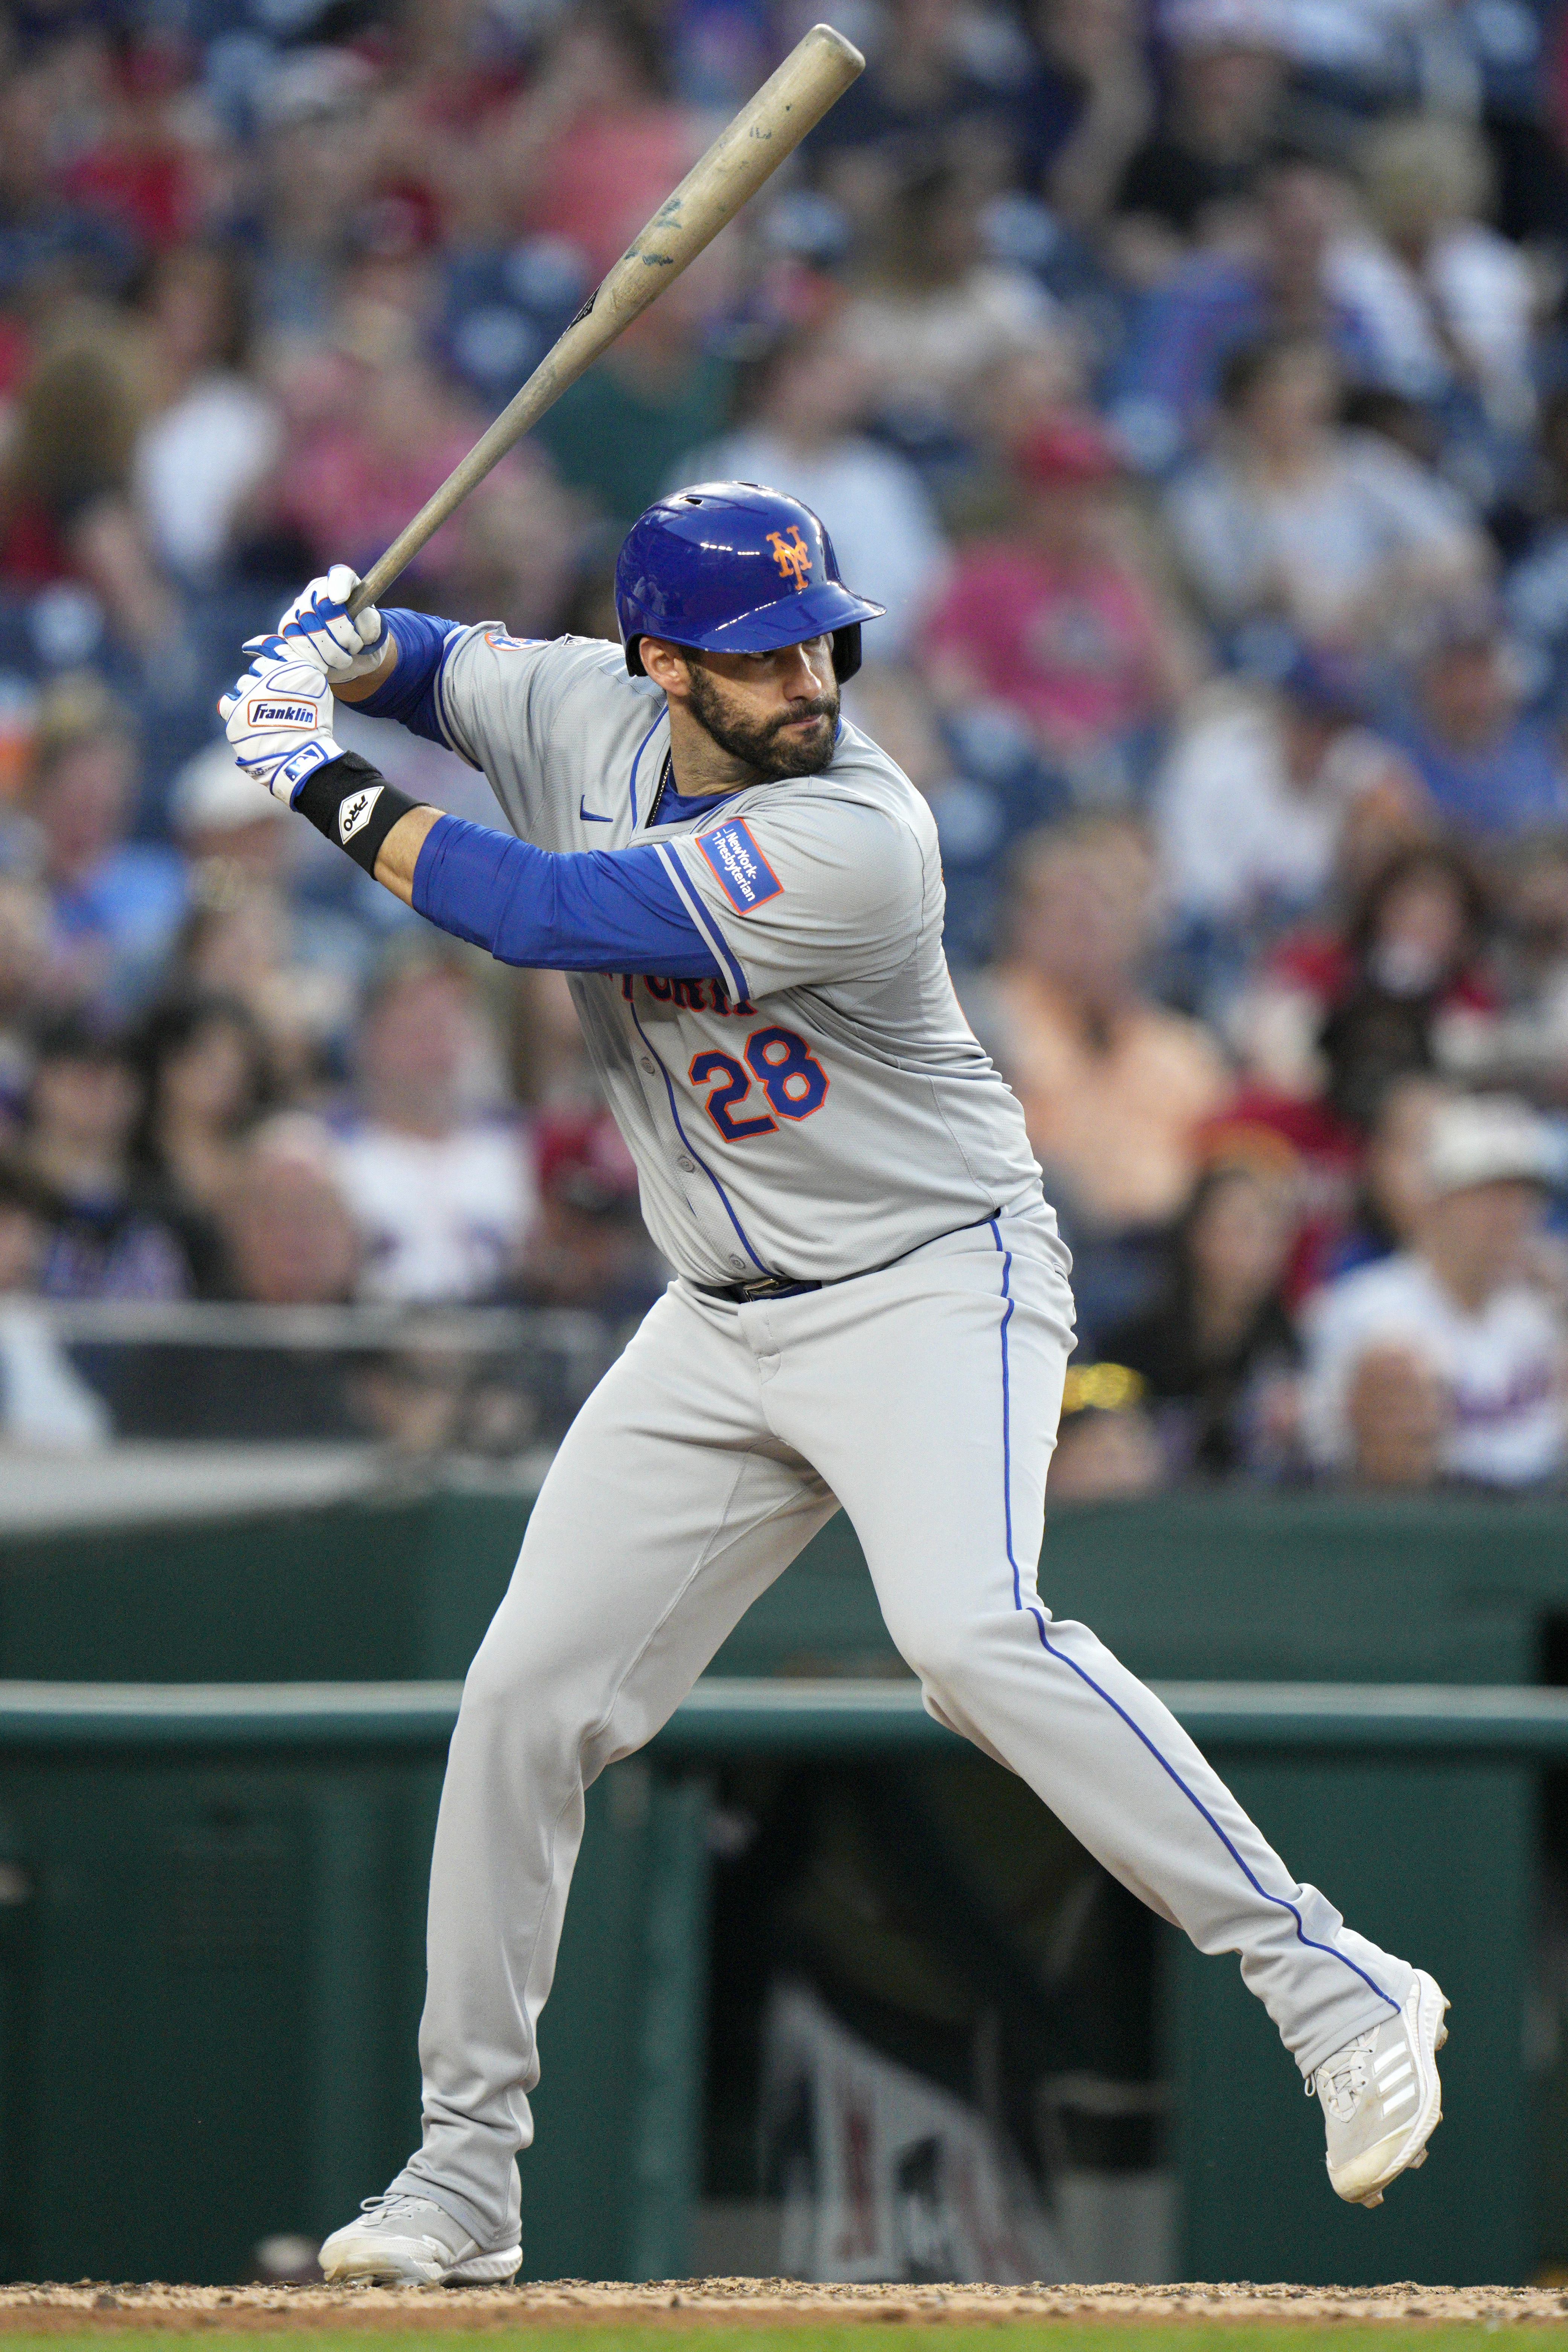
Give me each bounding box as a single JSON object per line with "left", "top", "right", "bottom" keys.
{"left": 1425, "top": 1095, "right": 1562, "bottom": 1197}
{"left": 169, "top": 739, "right": 288, "bottom": 837}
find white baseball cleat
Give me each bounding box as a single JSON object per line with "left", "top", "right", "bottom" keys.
{"left": 319, "top": 2193, "right": 521, "bottom": 2285}
{"left": 1312, "top": 1968, "right": 1449, "bottom": 2207}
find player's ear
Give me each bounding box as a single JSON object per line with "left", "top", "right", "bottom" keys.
{"left": 638, "top": 637, "right": 690, "bottom": 698}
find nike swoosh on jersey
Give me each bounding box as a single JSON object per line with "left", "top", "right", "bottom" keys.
{"left": 580, "top": 798, "right": 613, "bottom": 823}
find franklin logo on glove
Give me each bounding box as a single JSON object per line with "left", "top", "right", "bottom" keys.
{"left": 247, "top": 698, "right": 320, "bottom": 729}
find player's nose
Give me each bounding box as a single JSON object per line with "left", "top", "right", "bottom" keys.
{"left": 780, "top": 637, "right": 831, "bottom": 699}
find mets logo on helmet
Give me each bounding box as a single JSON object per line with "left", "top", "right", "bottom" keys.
{"left": 766, "top": 527, "right": 812, "bottom": 590}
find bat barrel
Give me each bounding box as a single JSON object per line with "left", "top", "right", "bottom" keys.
{"left": 347, "top": 23, "right": 864, "bottom": 619}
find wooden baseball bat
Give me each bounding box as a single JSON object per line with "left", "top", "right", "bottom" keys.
{"left": 346, "top": 23, "right": 864, "bottom": 619}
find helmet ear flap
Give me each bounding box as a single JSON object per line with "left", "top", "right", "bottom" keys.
{"left": 832, "top": 624, "right": 862, "bottom": 682}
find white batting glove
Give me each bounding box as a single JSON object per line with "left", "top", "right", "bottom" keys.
{"left": 267, "top": 564, "right": 387, "bottom": 681}
{"left": 218, "top": 654, "right": 341, "bottom": 806}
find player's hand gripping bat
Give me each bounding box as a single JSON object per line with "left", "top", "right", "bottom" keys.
{"left": 344, "top": 23, "right": 865, "bottom": 623}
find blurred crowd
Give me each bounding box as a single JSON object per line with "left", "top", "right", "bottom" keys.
{"left": 2, "top": 0, "right": 1568, "bottom": 1488}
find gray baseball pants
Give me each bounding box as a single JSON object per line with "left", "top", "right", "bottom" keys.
{"left": 392, "top": 1191, "right": 1413, "bottom": 2249}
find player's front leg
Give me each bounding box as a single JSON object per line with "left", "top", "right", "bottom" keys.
{"left": 760, "top": 1197, "right": 1446, "bottom": 2210}
{"left": 319, "top": 1286, "right": 835, "bottom": 2283}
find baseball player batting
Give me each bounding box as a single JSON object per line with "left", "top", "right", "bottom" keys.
{"left": 221, "top": 484, "right": 1448, "bottom": 2285}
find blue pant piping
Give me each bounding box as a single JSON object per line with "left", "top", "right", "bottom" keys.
{"left": 987, "top": 1219, "right": 1399, "bottom": 2018}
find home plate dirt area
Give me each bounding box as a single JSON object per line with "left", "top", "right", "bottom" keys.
{"left": 0, "top": 2282, "right": 1566, "bottom": 2335}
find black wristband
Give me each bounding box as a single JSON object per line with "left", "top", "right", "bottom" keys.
{"left": 293, "top": 751, "right": 425, "bottom": 874}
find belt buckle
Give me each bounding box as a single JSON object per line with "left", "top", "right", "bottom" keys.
{"left": 740, "top": 1271, "right": 806, "bottom": 1301}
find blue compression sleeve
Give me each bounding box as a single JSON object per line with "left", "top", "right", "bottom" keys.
{"left": 412, "top": 813, "right": 723, "bottom": 978}
{"left": 355, "top": 609, "right": 464, "bottom": 746}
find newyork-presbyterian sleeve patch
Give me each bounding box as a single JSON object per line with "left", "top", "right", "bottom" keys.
{"left": 697, "top": 819, "right": 782, "bottom": 914}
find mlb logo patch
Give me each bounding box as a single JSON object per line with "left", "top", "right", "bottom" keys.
{"left": 698, "top": 820, "right": 782, "bottom": 915}
{"left": 279, "top": 741, "right": 332, "bottom": 792}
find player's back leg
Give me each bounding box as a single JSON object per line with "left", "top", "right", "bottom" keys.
{"left": 322, "top": 1281, "right": 835, "bottom": 2281}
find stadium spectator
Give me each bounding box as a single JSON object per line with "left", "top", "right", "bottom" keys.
{"left": 263, "top": 300, "right": 483, "bottom": 593}
{"left": 510, "top": 1105, "right": 667, "bottom": 1328}
{"left": 989, "top": 815, "right": 1233, "bottom": 1332}
{"left": 533, "top": 261, "right": 735, "bottom": 530}
{"left": 435, "top": 462, "right": 588, "bottom": 647}
{"left": 166, "top": 736, "right": 370, "bottom": 1097}
{"left": 0, "top": 1156, "right": 111, "bottom": 1449}
{"left": 123, "top": 1129, "right": 371, "bottom": 1441}
{"left": 1165, "top": 333, "right": 1486, "bottom": 656}
{"left": 219, "top": 1132, "right": 360, "bottom": 1310}
{"left": 810, "top": 0, "right": 1045, "bottom": 190}
{"left": 250, "top": 49, "right": 380, "bottom": 338}
{"left": 1320, "top": 843, "right": 1499, "bottom": 1133}
{"left": 837, "top": 159, "right": 1068, "bottom": 440}
{"left": 1045, "top": 1360, "right": 1167, "bottom": 1500}
{"left": 1327, "top": 114, "right": 1538, "bottom": 439}
{"left": 1303, "top": 1093, "right": 1567, "bottom": 1488}
{"left": 1456, "top": 832, "right": 1568, "bottom": 1103}
{"left": 1024, "top": 0, "right": 1154, "bottom": 227}
{"left": 0, "top": 56, "right": 137, "bottom": 309}
{"left": 923, "top": 413, "right": 1201, "bottom": 780}
{"left": 1108, "top": 154, "right": 1382, "bottom": 473}
{"left": 1233, "top": 841, "right": 1496, "bottom": 1129}
{"left": 0, "top": 312, "right": 181, "bottom": 653}
{"left": 24, "top": 674, "right": 186, "bottom": 1024}
{"left": 4, "top": 0, "right": 1567, "bottom": 1498}
{"left": 498, "top": 6, "right": 700, "bottom": 283}
{"left": 1112, "top": 0, "right": 1289, "bottom": 264}
{"left": 327, "top": 944, "right": 538, "bottom": 1304}
{"left": 1101, "top": 1140, "right": 1303, "bottom": 1476}
{"left": 168, "top": 734, "right": 291, "bottom": 881}
{"left": 167, "top": 732, "right": 380, "bottom": 1025}
{"left": 1338, "top": 1342, "right": 1450, "bottom": 1489}
{"left": 57, "top": 35, "right": 211, "bottom": 256}
{"left": 133, "top": 244, "right": 282, "bottom": 589}
{"left": 19, "top": 1015, "right": 190, "bottom": 1299}
{"left": 671, "top": 323, "right": 949, "bottom": 657}
{"left": 0, "top": 879, "right": 48, "bottom": 1138}
{"left": 507, "top": 969, "right": 606, "bottom": 1114}
{"left": 1152, "top": 647, "right": 1422, "bottom": 998}
{"left": 352, "top": 1334, "right": 489, "bottom": 1459}
{"left": 1505, "top": 386, "right": 1568, "bottom": 725}
{"left": 132, "top": 991, "right": 271, "bottom": 1291}
{"left": 1385, "top": 605, "right": 1568, "bottom": 841}
{"left": 1318, "top": 1072, "right": 1452, "bottom": 1286}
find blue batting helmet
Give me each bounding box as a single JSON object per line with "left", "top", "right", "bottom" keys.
{"left": 615, "top": 481, "right": 884, "bottom": 682}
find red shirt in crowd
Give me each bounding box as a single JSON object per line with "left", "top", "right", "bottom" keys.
{"left": 923, "top": 542, "right": 1173, "bottom": 752}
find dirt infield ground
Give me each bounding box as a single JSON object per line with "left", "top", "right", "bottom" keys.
{"left": 0, "top": 2283, "right": 1565, "bottom": 2332}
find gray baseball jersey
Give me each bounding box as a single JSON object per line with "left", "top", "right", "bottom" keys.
{"left": 429, "top": 627, "right": 1042, "bottom": 1287}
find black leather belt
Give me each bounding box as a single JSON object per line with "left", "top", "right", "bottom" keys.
{"left": 695, "top": 1212, "right": 1007, "bottom": 1309}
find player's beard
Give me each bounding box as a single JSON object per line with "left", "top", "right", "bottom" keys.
{"left": 683, "top": 657, "right": 839, "bottom": 780}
